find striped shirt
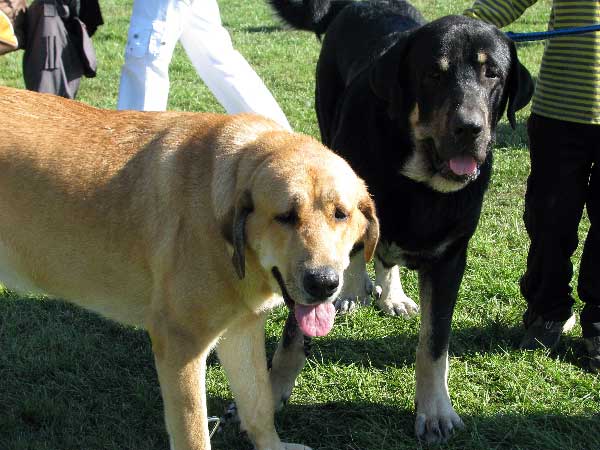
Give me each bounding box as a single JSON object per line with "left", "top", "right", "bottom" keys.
{"left": 465, "top": 0, "right": 600, "bottom": 125}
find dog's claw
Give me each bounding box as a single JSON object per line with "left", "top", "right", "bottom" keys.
{"left": 336, "top": 255, "right": 373, "bottom": 314}
{"left": 334, "top": 296, "right": 369, "bottom": 314}
{"left": 374, "top": 285, "right": 383, "bottom": 299}
{"left": 414, "top": 409, "right": 464, "bottom": 444}
{"left": 377, "top": 295, "right": 419, "bottom": 318}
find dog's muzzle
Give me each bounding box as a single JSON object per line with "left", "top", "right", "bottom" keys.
{"left": 271, "top": 266, "right": 336, "bottom": 338}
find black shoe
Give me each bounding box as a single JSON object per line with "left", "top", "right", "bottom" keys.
{"left": 519, "top": 314, "right": 576, "bottom": 351}
{"left": 584, "top": 336, "right": 600, "bottom": 373}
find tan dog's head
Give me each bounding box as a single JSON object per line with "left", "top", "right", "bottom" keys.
{"left": 222, "top": 130, "right": 378, "bottom": 337}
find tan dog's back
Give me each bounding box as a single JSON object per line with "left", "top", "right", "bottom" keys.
{"left": 0, "top": 87, "right": 229, "bottom": 323}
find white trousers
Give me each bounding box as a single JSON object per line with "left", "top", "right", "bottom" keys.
{"left": 117, "top": 0, "right": 291, "bottom": 129}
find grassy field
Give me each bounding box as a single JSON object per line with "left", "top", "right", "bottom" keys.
{"left": 1, "top": 0, "right": 599, "bottom": 449}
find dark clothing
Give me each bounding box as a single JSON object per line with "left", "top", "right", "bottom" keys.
{"left": 23, "top": 0, "right": 82, "bottom": 98}
{"left": 78, "top": 0, "right": 103, "bottom": 36}
{"left": 521, "top": 113, "right": 600, "bottom": 338}
{"left": 22, "top": 0, "right": 101, "bottom": 99}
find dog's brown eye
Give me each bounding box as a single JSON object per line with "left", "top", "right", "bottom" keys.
{"left": 275, "top": 210, "right": 298, "bottom": 225}
{"left": 334, "top": 208, "right": 348, "bottom": 221}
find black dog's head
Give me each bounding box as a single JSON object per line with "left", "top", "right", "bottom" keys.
{"left": 370, "top": 15, "right": 533, "bottom": 193}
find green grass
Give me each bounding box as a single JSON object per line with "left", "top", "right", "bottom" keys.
{"left": 1, "top": 0, "right": 599, "bottom": 449}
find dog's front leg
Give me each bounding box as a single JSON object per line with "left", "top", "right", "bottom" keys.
{"left": 334, "top": 247, "right": 374, "bottom": 313}
{"left": 414, "top": 247, "right": 466, "bottom": 444}
{"left": 149, "top": 323, "right": 213, "bottom": 450}
{"left": 269, "top": 310, "right": 310, "bottom": 411}
{"left": 218, "top": 312, "right": 312, "bottom": 450}
{"left": 374, "top": 256, "right": 419, "bottom": 317}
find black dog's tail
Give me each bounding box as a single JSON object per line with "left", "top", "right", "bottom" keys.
{"left": 269, "top": 0, "right": 353, "bottom": 36}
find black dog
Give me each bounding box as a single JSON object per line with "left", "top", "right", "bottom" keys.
{"left": 266, "top": 0, "right": 533, "bottom": 444}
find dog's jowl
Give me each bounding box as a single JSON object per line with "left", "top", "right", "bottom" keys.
{"left": 0, "top": 86, "right": 379, "bottom": 450}
{"left": 269, "top": 0, "right": 533, "bottom": 444}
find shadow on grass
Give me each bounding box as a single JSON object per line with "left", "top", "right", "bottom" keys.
{"left": 243, "top": 25, "right": 286, "bottom": 33}
{"left": 220, "top": 21, "right": 285, "bottom": 33}
{"left": 271, "top": 330, "right": 593, "bottom": 375}
{"left": 1, "top": 294, "right": 592, "bottom": 370}
{"left": 212, "top": 402, "right": 600, "bottom": 450}
{"left": 263, "top": 310, "right": 592, "bottom": 370}
{"left": 1, "top": 297, "right": 597, "bottom": 450}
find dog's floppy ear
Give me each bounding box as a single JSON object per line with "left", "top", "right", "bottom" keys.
{"left": 231, "top": 189, "right": 254, "bottom": 280}
{"left": 358, "top": 194, "right": 379, "bottom": 262}
{"left": 505, "top": 41, "right": 534, "bottom": 129}
{"left": 369, "top": 32, "right": 411, "bottom": 116}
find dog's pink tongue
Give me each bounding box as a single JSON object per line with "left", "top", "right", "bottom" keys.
{"left": 295, "top": 302, "right": 335, "bottom": 337}
{"left": 449, "top": 156, "right": 478, "bottom": 176}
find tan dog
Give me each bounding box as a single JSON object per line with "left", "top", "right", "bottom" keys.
{"left": 0, "top": 87, "right": 378, "bottom": 450}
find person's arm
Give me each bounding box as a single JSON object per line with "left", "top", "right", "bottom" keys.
{"left": 464, "top": 0, "right": 539, "bottom": 28}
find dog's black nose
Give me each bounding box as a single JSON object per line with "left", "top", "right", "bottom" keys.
{"left": 453, "top": 113, "right": 483, "bottom": 140}
{"left": 303, "top": 267, "right": 339, "bottom": 299}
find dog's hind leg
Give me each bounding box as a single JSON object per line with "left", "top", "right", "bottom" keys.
{"left": 269, "top": 310, "right": 310, "bottom": 411}
{"left": 334, "top": 247, "right": 374, "bottom": 313}
{"left": 218, "top": 312, "right": 312, "bottom": 450}
{"left": 414, "top": 249, "right": 466, "bottom": 444}
{"left": 374, "top": 256, "right": 419, "bottom": 317}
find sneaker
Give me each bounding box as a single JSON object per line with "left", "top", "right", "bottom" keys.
{"left": 519, "top": 313, "right": 576, "bottom": 351}
{"left": 584, "top": 336, "right": 600, "bottom": 373}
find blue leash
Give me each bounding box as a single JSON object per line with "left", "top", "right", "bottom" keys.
{"left": 506, "top": 24, "right": 600, "bottom": 42}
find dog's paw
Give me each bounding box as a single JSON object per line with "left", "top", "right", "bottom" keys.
{"left": 280, "top": 443, "right": 313, "bottom": 450}
{"left": 414, "top": 399, "right": 464, "bottom": 444}
{"left": 333, "top": 295, "right": 369, "bottom": 314}
{"left": 333, "top": 261, "right": 373, "bottom": 314}
{"left": 374, "top": 285, "right": 419, "bottom": 317}
{"left": 333, "top": 278, "right": 373, "bottom": 314}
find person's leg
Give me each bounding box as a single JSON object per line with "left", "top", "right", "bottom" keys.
{"left": 179, "top": 0, "right": 291, "bottom": 129}
{"left": 577, "top": 130, "right": 600, "bottom": 371}
{"left": 580, "top": 153, "right": 600, "bottom": 371}
{"left": 579, "top": 138, "right": 600, "bottom": 337}
{"left": 117, "top": 0, "right": 184, "bottom": 111}
{"left": 520, "top": 114, "right": 594, "bottom": 348}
